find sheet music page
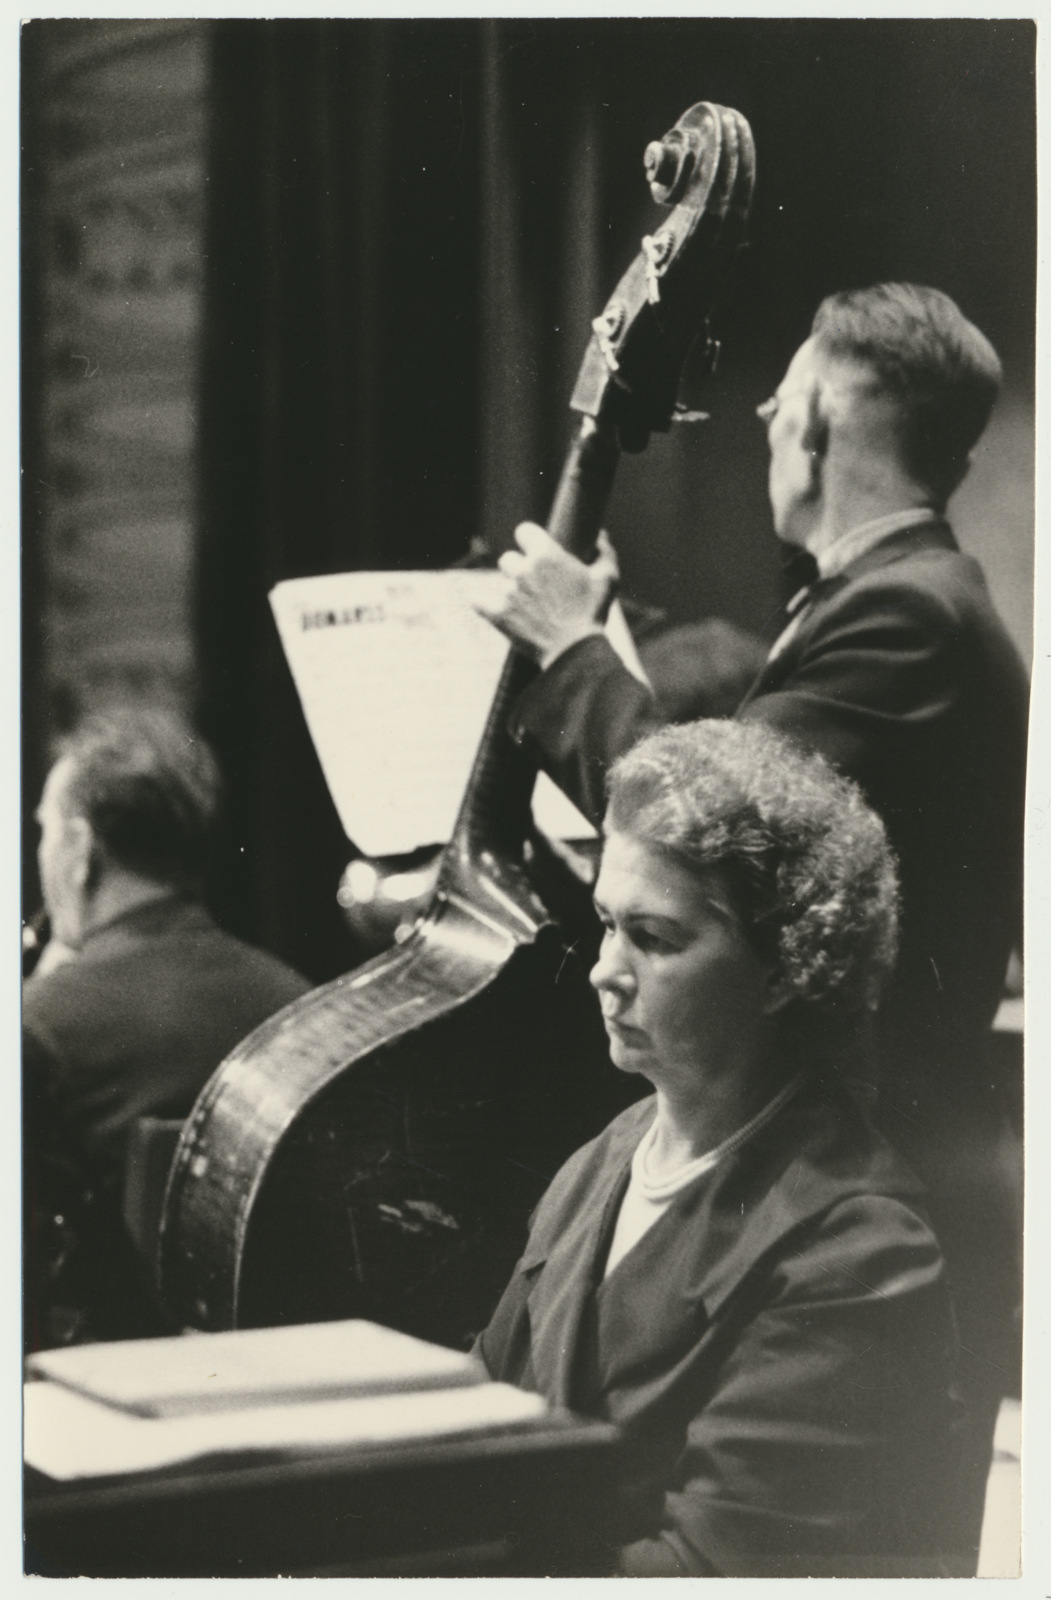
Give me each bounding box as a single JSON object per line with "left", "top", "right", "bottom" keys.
{"left": 271, "top": 572, "right": 644, "bottom": 856}
{"left": 271, "top": 570, "right": 515, "bottom": 857}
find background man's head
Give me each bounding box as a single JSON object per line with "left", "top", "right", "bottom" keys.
{"left": 762, "top": 283, "right": 1002, "bottom": 545}
{"left": 36, "top": 706, "right": 221, "bottom": 948}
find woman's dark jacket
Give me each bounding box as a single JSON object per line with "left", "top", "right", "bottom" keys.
{"left": 476, "top": 1074, "right": 961, "bottom": 1577}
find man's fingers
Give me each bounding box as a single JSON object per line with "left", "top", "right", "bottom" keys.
{"left": 497, "top": 549, "right": 527, "bottom": 578}
{"left": 513, "top": 521, "right": 617, "bottom": 579}
{"left": 593, "top": 529, "right": 620, "bottom": 577}
{"left": 473, "top": 574, "right": 513, "bottom": 621}
{"left": 514, "top": 521, "right": 557, "bottom": 557}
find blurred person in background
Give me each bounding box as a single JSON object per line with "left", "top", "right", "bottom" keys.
{"left": 24, "top": 705, "right": 310, "bottom": 1349}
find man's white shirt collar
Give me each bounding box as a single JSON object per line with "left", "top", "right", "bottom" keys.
{"left": 767, "top": 508, "right": 942, "bottom": 666}
{"left": 814, "top": 507, "right": 941, "bottom": 579}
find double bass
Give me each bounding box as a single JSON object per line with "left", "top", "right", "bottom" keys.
{"left": 158, "top": 103, "right": 756, "bottom": 1344}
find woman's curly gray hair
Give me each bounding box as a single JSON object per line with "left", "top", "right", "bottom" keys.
{"left": 605, "top": 719, "right": 899, "bottom": 1029}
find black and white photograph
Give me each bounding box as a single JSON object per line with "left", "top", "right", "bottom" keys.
{"left": 19, "top": 12, "right": 1037, "bottom": 1581}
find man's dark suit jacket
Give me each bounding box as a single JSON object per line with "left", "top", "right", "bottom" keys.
{"left": 508, "top": 520, "right": 1029, "bottom": 1441}
{"left": 23, "top": 896, "right": 310, "bottom": 1346}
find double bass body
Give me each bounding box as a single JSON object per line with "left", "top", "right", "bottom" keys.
{"left": 161, "top": 830, "right": 622, "bottom": 1344}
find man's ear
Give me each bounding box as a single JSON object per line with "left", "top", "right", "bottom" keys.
{"left": 67, "top": 816, "right": 99, "bottom": 892}
{"left": 801, "top": 383, "right": 830, "bottom": 461}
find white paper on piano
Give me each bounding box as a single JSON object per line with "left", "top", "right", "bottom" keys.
{"left": 24, "top": 1379, "right": 549, "bottom": 1482}
{"left": 269, "top": 570, "right": 649, "bottom": 858}
{"left": 26, "top": 1318, "right": 483, "bottom": 1418}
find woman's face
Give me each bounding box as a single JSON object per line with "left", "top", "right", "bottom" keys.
{"left": 591, "top": 831, "right": 778, "bottom": 1090}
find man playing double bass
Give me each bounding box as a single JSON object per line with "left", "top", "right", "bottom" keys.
{"left": 478, "top": 282, "right": 1028, "bottom": 1550}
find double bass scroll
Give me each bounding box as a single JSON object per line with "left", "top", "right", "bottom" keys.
{"left": 158, "top": 103, "right": 756, "bottom": 1345}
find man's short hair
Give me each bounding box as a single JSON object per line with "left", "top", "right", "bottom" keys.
{"left": 811, "top": 283, "right": 1002, "bottom": 505}
{"left": 55, "top": 706, "right": 221, "bottom": 888}
{"left": 605, "top": 719, "right": 899, "bottom": 1035}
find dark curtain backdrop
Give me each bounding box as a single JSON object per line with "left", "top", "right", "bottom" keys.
{"left": 194, "top": 19, "right": 1035, "bottom": 980}
{"left": 196, "top": 19, "right": 489, "bottom": 977}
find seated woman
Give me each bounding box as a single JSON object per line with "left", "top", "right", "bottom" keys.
{"left": 476, "top": 719, "right": 962, "bottom": 1578}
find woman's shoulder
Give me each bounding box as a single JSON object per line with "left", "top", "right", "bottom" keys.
{"left": 689, "top": 1075, "right": 941, "bottom": 1317}
{"left": 767, "top": 1078, "right": 942, "bottom": 1259}
{"left": 781, "top": 1074, "right": 928, "bottom": 1203}
{"left": 750, "top": 1074, "right": 930, "bottom": 1216}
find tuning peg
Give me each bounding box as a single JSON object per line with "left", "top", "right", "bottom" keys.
{"left": 643, "top": 128, "right": 698, "bottom": 205}
{"left": 591, "top": 301, "right": 626, "bottom": 371}
{"left": 641, "top": 230, "right": 675, "bottom": 304}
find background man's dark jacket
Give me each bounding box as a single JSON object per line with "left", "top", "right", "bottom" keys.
{"left": 24, "top": 896, "right": 310, "bottom": 1347}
